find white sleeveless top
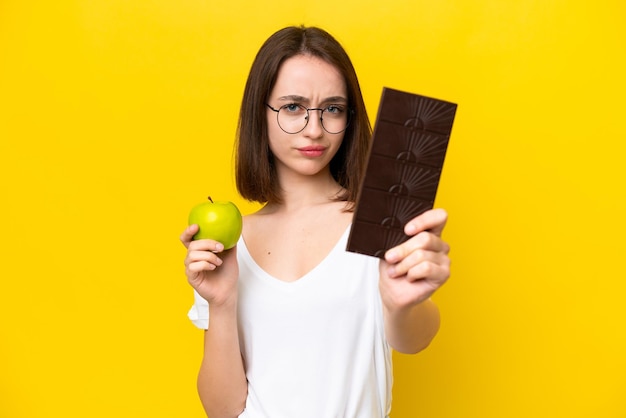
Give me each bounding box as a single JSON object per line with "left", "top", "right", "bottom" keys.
{"left": 188, "top": 227, "right": 393, "bottom": 418}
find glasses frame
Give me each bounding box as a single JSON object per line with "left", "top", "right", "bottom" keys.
{"left": 266, "top": 103, "right": 352, "bottom": 135}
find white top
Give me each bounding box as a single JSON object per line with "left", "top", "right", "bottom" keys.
{"left": 188, "top": 227, "right": 393, "bottom": 418}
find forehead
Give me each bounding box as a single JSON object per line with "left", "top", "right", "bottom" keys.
{"left": 271, "top": 54, "right": 347, "bottom": 100}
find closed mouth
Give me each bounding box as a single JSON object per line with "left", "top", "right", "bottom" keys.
{"left": 297, "top": 146, "right": 326, "bottom": 152}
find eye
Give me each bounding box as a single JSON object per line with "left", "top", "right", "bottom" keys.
{"left": 325, "top": 105, "right": 345, "bottom": 115}
{"left": 282, "top": 103, "right": 305, "bottom": 113}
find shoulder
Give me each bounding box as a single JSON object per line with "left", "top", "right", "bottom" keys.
{"left": 241, "top": 207, "right": 269, "bottom": 239}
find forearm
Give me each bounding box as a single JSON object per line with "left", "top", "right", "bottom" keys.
{"left": 383, "top": 298, "right": 440, "bottom": 354}
{"left": 198, "top": 299, "right": 247, "bottom": 418}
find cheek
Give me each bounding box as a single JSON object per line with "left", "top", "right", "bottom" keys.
{"left": 329, "top": 135, "right": 345, "bottom": 156}
{"left": 267, "top": 126, "right": 288, "bottom": 155}
{"left": 267, "top": 121, "right": 280, "bottom": 141}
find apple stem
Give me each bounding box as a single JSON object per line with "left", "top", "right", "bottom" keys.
{"left": 208, "top": 196, "right": 213, "bottom": 203}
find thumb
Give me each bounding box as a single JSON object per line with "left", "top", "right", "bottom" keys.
{"left": 180, "top": 224, "right": 199, "bottom": 248}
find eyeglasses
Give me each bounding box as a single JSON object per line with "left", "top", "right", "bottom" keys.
{"left": 266, "top": 103, "right": 351, "bottom": 134}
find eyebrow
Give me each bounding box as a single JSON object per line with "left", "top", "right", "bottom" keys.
{"left": 277, "top": 95, "right": 348, "bottom": 104}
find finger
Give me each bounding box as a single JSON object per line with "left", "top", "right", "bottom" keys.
{"left": 404, "top": 208, "right": 448, "bottom": 237}
{"left": 187, "top": 260, "right": 218, "bottom": 276}
{"left": 406, "top": 259, "right": 451, "bottom": 284}
{"left": 384, "top": 231, "right": 449, "bottom": 264}
{"left": 180, "top": 224, "right": 199, "bottom": 248}
{"left": 187, "top": 237, "right": 225, "bottom": 253}
{"left": 185, "top": 249, "right": 224, "bottom": 269}
{"left": 386, "top": 248, "right": 449, "bottom": 279}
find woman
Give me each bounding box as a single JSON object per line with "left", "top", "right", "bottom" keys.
{"left": 181, "top": 26, "right": 451, "bottom": 418}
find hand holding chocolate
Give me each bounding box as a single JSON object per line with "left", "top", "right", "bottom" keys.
{"left": 347, "top": 87, "right": 458, "bottom": 258}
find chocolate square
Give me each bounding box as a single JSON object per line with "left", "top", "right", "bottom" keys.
{"left": 346, "top": 87, "right": 457, "bottom": 258}
{"left": 370, "top": 122, "right": 450, "bottom": 168}
{"left": 361, "top": 154, "right": 442, "bottom": 201}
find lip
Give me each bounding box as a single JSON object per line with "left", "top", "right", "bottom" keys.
{"left": 297, "top": 145, "right": 326, "bottom": 157}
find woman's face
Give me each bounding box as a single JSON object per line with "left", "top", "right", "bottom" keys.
{"left": 266, "top": 54, "right": 348, "bottom": 181}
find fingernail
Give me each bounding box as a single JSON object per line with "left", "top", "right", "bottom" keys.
{"left": 387, "top": 266, "right": 396, "bottom": 277}
{"left": 406, "top": 223, "right": 417, "bottom": 235}
{"left": 386, "top": 249, "right": 399, "bottom": 263}
{"left": 215, "top": 243, "right": 224, "bottom": 252}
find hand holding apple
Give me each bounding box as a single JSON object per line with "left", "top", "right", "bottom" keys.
{"left": 188, "top": 196, "right": 243, "bottom": 249}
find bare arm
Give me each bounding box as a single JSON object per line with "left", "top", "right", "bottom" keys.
{"left": 382, "top": 297, "right": 440, "bottom": 354}
{"left": 378, "top": 209, "right": 451, "bottom": 354}
{"left": 182, "top": 225, "right": 247, "bottom": 417}
{"left": 198, "top": 297, "right": 247, "bottom": 417}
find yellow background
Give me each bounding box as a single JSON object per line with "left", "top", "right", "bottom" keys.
{"left": 1, "top": 1, "right": 625, "bottom": 417}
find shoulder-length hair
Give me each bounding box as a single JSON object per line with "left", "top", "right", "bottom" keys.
{"left": 235, "top": 26, "right": 372, "bottom": 208}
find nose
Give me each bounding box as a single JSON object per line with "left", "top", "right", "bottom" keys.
{"left": 303, "top": 108, "right": 324, "bottom": 137}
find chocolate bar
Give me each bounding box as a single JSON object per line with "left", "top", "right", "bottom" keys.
{"left": 346, "top": 87, "right": 457, "bottom": 258}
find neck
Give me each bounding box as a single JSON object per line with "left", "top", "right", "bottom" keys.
{"left": 267, "top": 168, "right": 344, "bottom": 212}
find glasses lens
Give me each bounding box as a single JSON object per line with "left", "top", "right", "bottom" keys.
{"left": 277, "top": 104, "right": 308, "bottom": 134}
{"left": 320, "top": 105, "right": 349, "bottom": 134}
{"left": 277, "top": 105, "right": 349, "bottom": 134}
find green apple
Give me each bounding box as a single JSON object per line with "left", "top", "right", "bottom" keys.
{"left": 188, "top": 196, "right": 243, "bottom": 249}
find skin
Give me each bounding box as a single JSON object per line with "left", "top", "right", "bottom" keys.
{"left": 180, "top": 54, "right": 451, "bottom": 418}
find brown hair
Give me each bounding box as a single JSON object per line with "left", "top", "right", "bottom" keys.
{"left": 235, "top": 26, "right": 372, "bottom": 208}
